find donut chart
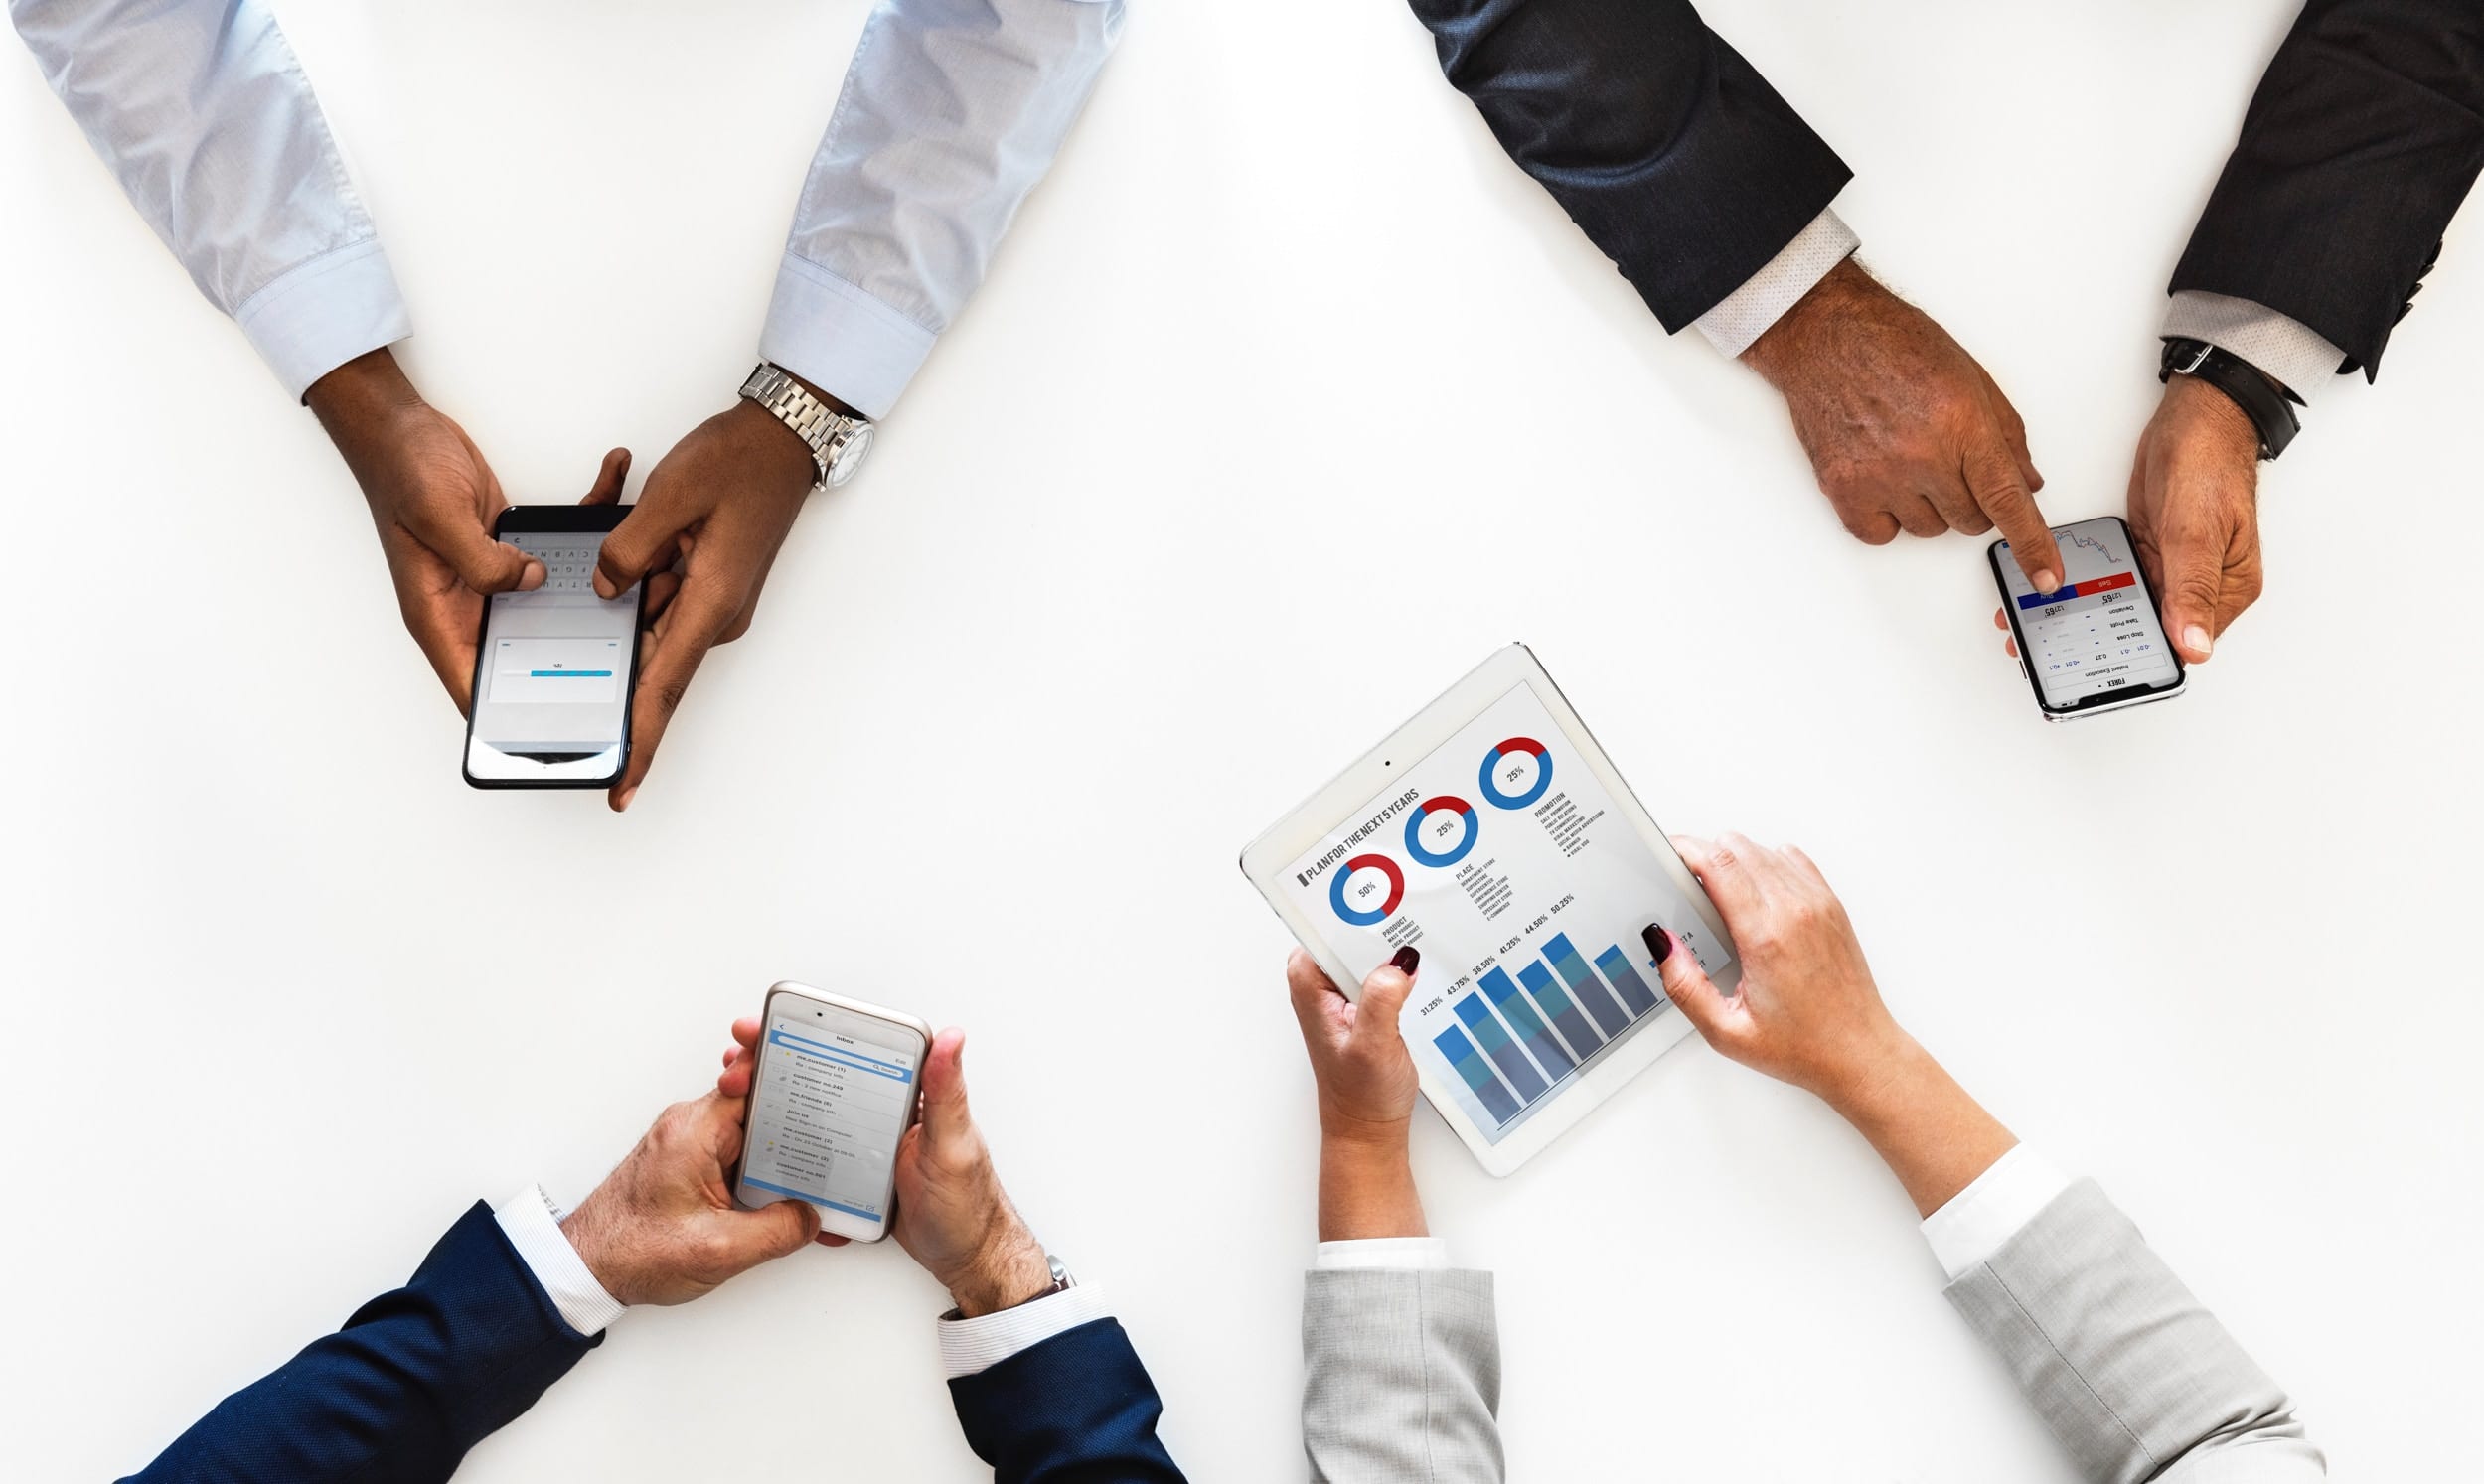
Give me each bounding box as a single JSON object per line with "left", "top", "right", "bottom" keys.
{"left": 1328, "top": 853, "right": 1406, "bottom": 926}
{"left": 1477, "top": 737, "right": 1552, "bottom": 809}
{"left": 1404, "top": 795, "right": 1478, "bottom": 867}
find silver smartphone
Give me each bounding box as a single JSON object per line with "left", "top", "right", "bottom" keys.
{"left": 732, "top": 983, "right": 932, "bottom": 1243}
{"left": 1990, "top": 516, "right": 2188, "bottom": 721}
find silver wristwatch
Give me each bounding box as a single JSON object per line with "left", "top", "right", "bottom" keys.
{"left": 738, "top": 363, "right": 874, "bottom": 489}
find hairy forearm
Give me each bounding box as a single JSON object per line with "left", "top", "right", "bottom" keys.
{"left": 1317, "top": 1130, "right": 1426, "bottom": 1242}
{"left": 1826, "top": 1035, "right": 2018, "bottom": 1219}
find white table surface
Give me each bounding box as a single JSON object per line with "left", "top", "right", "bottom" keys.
{"left": 3, "top": 2, "right": 2475, "bottom": 1478}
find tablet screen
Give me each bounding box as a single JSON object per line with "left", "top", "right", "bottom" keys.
{"left": 1279, "top": 681, "right": 1732, "bottom": 1143}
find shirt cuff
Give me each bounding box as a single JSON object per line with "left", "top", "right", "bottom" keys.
{"left": 1312, "top": 1237, "right": 1453, "bottom": 1271}
{"left": 757, "top": 253, "right": 939, "bottom": 421}
{"left": 493, "top": 1184, "right": 627, "bottom": 1337}
{"left": 2160, "top": 290, "right": 2347, "bottom": 403}
{"left": 1693, "top": 207, "right": 1861, "bottom": 358}
{"left": 936, "top": 1282, "right": 1113, "bottom": 1380}
{"left": 233, "top": 238, "right": 413, "bottom": 403}
{"left": 1920, "top": 1144, "right": 2074, "bottom": 1282}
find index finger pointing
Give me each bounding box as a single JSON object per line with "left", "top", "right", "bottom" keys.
{"left": 1969, "top": 441, "right": 2064, "bottom": 594}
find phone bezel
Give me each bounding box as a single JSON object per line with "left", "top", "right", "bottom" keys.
{"left": 732, "top": 982, "right": 932, "bottom": 1244}
{"left": 1989, "top": 516, "right": 2188, "bottom": 721}
{"left": 1237, "top": 643, "right": 1740, "bottom": 1177}
{"left": 461, "top": 505, "right": 649, "bottom": 789}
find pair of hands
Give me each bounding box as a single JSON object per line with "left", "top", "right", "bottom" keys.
{"left": 305, "top": 348, "right": 823, "bottom": 811}
{"left": 557, "top": 1018, "right": 1051, "bottom": 1316}
{"left": 1747, "top": 259, "right": 2264, "bottom": 668}
{"left": 1290, "top": 831, "right": 2010, "bottom": 1225}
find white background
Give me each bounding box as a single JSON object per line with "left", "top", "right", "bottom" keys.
{"left": 2, "top": 2, "right": 2475, "bottom": 1479}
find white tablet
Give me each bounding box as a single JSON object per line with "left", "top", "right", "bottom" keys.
{"left": 1240, "top": 644, "right": 1740, "bottom": 1175}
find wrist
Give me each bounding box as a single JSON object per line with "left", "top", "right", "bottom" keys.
{"left": 1741, "top": 257, "right": 1877, "bottom": 381}
{"left": 946, "top": 1222, "right": 1052, "bottom": 1319}
{"left": 1814, "top": 1023, "right": 1934, "bottom": 1128}
{"left": 305, "top": 347, "right": 423, "bottom": 449}
{"left": 718, "top": 397, "right": 828, "bottom": 500}
{"left": 556, "top": 1197, "right": 637, "bottom": 1308}
{"left": 2162, "top": 372, "right": 2263, "bottom": 463}
{"left": 1317, "top": 1127, "right": 1425, "bottom": 1242}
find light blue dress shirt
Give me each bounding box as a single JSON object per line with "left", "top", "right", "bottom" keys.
{"left": 11, "top": 0, "right": 1124, "bottom": 414}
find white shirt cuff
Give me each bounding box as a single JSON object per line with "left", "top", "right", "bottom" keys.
{"left": 1312, "top": 1237, "right": 1453, "bottom": 1271}
{"left": 1694, "top": 207, "right": 1861, "bottom": 358}
{"left": 936, "top": 1282, "right": 1113, "bottom": 1380}
{"left": 493, "top": 1184, "right": 627, "bottom": 1337}
{"left": 233, "top": 238, "right": 413, "bottom": 403}
{"left": 1921, "top": 1144, "right": 2074, "bottom": 1282}
{"left": 758, "top": 252, "right": 939, "bottom": 421}
{"left": 2161, "top": 290, "right": 2347, "bottom": 403}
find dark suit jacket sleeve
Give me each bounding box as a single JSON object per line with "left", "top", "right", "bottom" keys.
{"left": 947, "top": 1317, "right": 1185, "bottom": 1483}
{"left": 2172, "top": 0, "right": 2484, "bottom": 376}
{"left": 121, "top": 1201, "right": 599, "bottom": 1484}
{"left": 1405, "top": 0, "right": 1851, "bottom": 331}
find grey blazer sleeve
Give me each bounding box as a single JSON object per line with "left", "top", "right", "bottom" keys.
{"left": 1944, "top": 1179, "right": 2325, "bottom": 1483}
{"left": 1302, "top": 1268, "right": 1504, "bottom": 1484}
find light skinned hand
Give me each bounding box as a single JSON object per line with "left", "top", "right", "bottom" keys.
{"left": 1650, "top": 832, "right": 2015, "bottom": 1216}
{"left": 556, "top": 1069, "right": 824, "bottom": 1308}
{"left": 723, "top": 1017, "right": 1050, "bottom": 1316}
{"left": 1285, "top": 948, "right": 1428, "bottom": 1241}
{"left": 1646, "top": 832, "right": 1911, "bottom": 1111}
{"left": 306, "top": 348, "right": 631, "bottom": 710}
{"left": 590, "top": 393, "right": 824, "bottom": 813}
{"left": 1743, "top": 259, "right": 2065, "bottom": 593}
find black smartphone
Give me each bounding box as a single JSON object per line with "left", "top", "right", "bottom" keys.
{"left": 1988, "top": 515, "right": 2187, "bottom": 722}
{"left": 462, "top": 505, "right": 647, "bottom": 788}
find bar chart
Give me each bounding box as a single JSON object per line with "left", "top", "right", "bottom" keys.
{"left": 1440, "top": 932, "right": 1675, "bottom": 1128}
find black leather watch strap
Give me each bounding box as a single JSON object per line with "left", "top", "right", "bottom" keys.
{"left": 2158, "top": 337, "right": 2299, "bottom": 460}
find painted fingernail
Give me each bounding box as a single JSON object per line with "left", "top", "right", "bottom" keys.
{"left": 2034, "top": 569, "right": 2059, "bottom": 594}
{"left": 1641, "top": 924, "right": 1673, "bottom": 965}
{"left": 1388, "top": 946, "right": 1420, "bottom": 974}
{"left": 2183, "top": 625, "right": 2212, "bottom": 659}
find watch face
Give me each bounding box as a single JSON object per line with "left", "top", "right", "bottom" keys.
{"left": 826, "top": 424, "right": 874, "bottom": 488}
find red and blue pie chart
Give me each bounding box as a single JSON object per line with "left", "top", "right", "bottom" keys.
{"left": 1328, "top": 853, "right": 1406, "bottom": 926}
{"left": 1477, "top": 736, "right": 1552, "bottom": 809}
{"left": 1403, "top": 795, "right": 1478, "bottom": 867}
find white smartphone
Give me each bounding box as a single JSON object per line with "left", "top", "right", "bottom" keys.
{"left": 1990, "top": 515, "right": 2188, "bottom": 721}
{"left": 732, "top": 983, "right": 932, "bottom": 1243}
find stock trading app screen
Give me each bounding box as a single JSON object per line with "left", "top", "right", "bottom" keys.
{"left": 2000, "top": 519, "right": 2180, "bottom": 707}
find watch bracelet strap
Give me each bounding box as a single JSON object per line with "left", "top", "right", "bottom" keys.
{"left": 739, "top": 364, "right": 851, "bottom": 485}
{"left": 2157, "top": 337, "right": 2299, "bottom": 460}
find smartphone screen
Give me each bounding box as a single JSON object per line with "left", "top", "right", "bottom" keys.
{"left": 1992, "top": 516, "right": 2185, "bottom": 716}
{"left": 464, "top": 509, "right": 643, "bottom": 786}
{"left": 737, "top": 992, "right": 924, "bottom": 1238}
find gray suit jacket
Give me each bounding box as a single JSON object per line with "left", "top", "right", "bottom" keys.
{"left": 1302, "top": 1267, "right": 1503, "bottom": 1483}
{"left": 1298, "top": 1180, "right": 2322, "bottom": 1480}
{"left": 1945, "top": 1178, "right": 2325, "bottom": 1482}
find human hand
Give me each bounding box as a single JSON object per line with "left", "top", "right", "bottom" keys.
{"left": 1286, "top": 948, "right": 1428, "bottom": 1240}
{"left": 727, "top": 1017, "right": 1049, "bottom": 1315}
{"left": 2127, "top": 374, "right": 2262, "bottom": 664}
{"left": 306, "top": 348, "right": 629, "bottom": 710}
{"left": 1653, "top": 832, "right": 2017, "bottom": 1216}
{"left": 1645, "top": 833, "right": 1913, "bottom": 1114}
{"left": 557, "top": 1062, "right": 824, "bottom": 1308}
{"left": 589, "top": 393, "right": 821, "bottom": 811}
{"left": 1742, "top": 259, "right": 2064, "bottom": 592}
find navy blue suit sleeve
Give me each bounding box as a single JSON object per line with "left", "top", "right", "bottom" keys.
{"left": 1407, "top": 0, "right": 1851, "bottom": 331}
{"left": 122, "top": 1202, "right": 599, "bottom": 1484}
{"left": 947, "top": 1318, "right": 1185, "bottom": 1483}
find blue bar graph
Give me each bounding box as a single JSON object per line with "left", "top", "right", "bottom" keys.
{"left": 1434, "top": 1025, "right": 1521, "bottom": 1123}
{"left": 1453, "top": 993, "right": 1548, "bottom": 1102}
{"left": 1544, "top": 933, "right": 1632, "bottom": 1038}
{"left": 1593, "top": 945, "right": 1663, "bottom": 1016}
{"left": 1516, "top": 961, "right": 1605, "bottom": 1061}
{"left": 1478, "top": 967, "right": 1576, "bottom": 1079}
